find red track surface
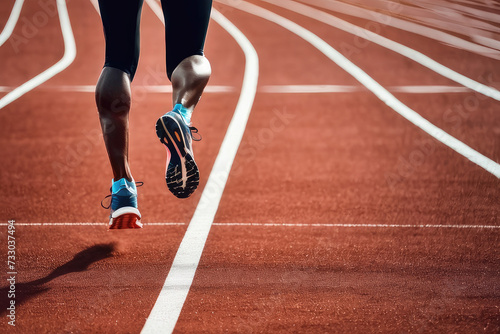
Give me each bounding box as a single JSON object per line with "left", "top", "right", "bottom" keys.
{"left": 0, "top": 0, "right": 499, "bottom": 333}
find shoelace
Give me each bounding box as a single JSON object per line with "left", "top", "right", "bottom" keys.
{"left": 190, "top": 126, "right": 202, "bottom": 141}
{"left": 100, "top": 181, "right": 144, "bottom": 209}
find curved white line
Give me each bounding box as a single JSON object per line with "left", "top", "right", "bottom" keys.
{"left": 265, "top": 0, "right": 500, "bottom": 102}
{"left": 455, "top": 0, "right": 500, "bottom": 12}
{"left": 0, "top": 0, "right": 24, "bottom": 47}
{"left": 299, "top": 0, "right": 500, "bottom": 60}
{"left": 141, "top": 6, "right": 259, "bottom": 334}
{"left": 418, "top": 0, "right": 500, "bottom": 25}
{"left": 220, "top": 0, "right": 500, "bottom": 178}
{"left": 0, "top": 0, "right": 76, "bottom": 110}
{"left": 319, "top": 0, "right": 500, "bottom": 44}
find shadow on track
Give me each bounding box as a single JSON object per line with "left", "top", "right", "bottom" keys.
{"left": 0, "top": 243, "right": 116, "bottom": 315}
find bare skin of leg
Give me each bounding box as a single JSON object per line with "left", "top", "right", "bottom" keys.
{"left": 171, "top": 55, "right": 211, "bottom": 109}
{"left": 95, "top": 66, "right": 133, "bottom": 182}
{"left": 96, "top": 56, "right": 210, "bottom": 183}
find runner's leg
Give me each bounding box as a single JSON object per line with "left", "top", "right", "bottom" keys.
{"left": 161, "top": 0, "right": 212, "bottom": 113}
{"left": 96, "top": 0, "right": 144, "bottom": 182}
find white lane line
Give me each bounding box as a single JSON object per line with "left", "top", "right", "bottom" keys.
{"left": 472, "top": 35, "right": 500, "bottom": 52}
{"left": 0, "top": 222, "right": 185, "bottom": 226}
{"left": 0, "top": 84, "right": 472, "bottom": 94}
{"left": 260, "top": 85, "right": 471, "bottom": 94}
{"left": 141, "top": 7, "right": 259, "bottom": 334}
{"left": 0, "top": 0, "right": 24, "bottom": 47}
{"left": 297, "top": 0, "right": 500, "bottom": 60}
{"left": 220, "top": 0, "right": 500, "bottom": 178}
{"left": 0, "top": 0, "right": 76, "bottom": 110}
{"left": 265, "top": 0, "right": 500, "bottom": 102}
{"left": 17, "top": 84, "right": 233, "bottom": 93}
{"left": 328, "top": 0, "right": 500, "bottom": 47}
{"left": 261, "top": 84, "right": 358, "bottom": 93}
{"left": 213, "top": 223, "right": 500, "bottom": 229}
{"left": 455, "top": 0, "right": 500, "bottom": 11}
{"left": 417, "top": 0, "right": 500, "bottom": 25}
{"left": 387, "top": 85, "right": 471, "bottom": 94}
{"left": 1, "top": 222, "right": 498, "bottom": 229}
{"left": 142, "top": 85, "right": 235, "bottom": 93}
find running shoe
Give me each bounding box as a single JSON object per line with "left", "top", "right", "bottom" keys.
{"left": 155, "top": 105, "right": 201, "bottom": 198}
{"left": 102, "top": 178, "right": 143, "bottom": 229}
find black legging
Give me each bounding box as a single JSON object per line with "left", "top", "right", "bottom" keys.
{"left": 98, "top": 0, "right": 212, "bottom": 81}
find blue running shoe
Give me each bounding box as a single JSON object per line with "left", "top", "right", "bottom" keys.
{"left": 155, "top": 105, "right": 201, "bottom": 198}
{"left": 102, "top": 178, "right": 143, "bottom": 229}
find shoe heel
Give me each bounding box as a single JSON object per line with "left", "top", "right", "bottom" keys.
{"left": 109, "top": 213, "right": 142, "bottom": 229}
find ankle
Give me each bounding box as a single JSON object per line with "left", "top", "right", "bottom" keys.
{"left": 173, "top": 103, "right": 193, "bottom": 124}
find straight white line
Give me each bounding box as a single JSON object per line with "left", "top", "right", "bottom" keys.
{"left": 298, "top": 0, "right": 500, "bottom": 60}
{"left": 0, "top": 0, "right": 24, "bottom": 47}
{"left": 141, "top": 8, "right": 259, "bottom": 334}
{"left": 0, "top": 222, "right": 185, "bottom": 226}
{"left": 388, "top": 85, "right": 471, "bottom": 94}
{"left": 143, "top": 222, "right": 186, "bottom": 226}
{"left": 220, "top": 0, "right": 500, "bottom": 178}
{"left": 265, "top": 0, "right": 500, "bottom": 101}
{"left": 0, "top": 223, "right": 43, "bottom": 226}
{"left": 143, "top": 85, "right": 235, "bottom": 93}
{"left": 37, "top": 223, "right": 102, "bottom": 226}
{"left": 0, "top": 0, "right": 76, "bottom": 110}
{"left": 260, "top": 84, "right": 471, "bottom": 94}
{"left": 213, "top": 223, "right": 500, "bottom": 229}
{"left": 261, "top": 84, "right": 358, "bottom": 93}
{"left": 0, "top": 84, "right": 234, "bottom": 93}
{"left": 1, "top": 222, "right": 498, "bottom": 229}
{"left": 0, "top": 84, "right": 472, "bottom": 94}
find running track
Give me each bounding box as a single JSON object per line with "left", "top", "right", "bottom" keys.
{"left": 0, "top": 0, "right": 499, "bottom": 332}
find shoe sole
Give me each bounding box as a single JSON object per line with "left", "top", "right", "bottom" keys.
{"left": 108, "top": 207, "right": 142, "bottom": 229}
{"left": 109, "top": 214, "right": 143, "bottom": 229}
{"left": 156, "top": 114, "right": 199, "bottom": 198}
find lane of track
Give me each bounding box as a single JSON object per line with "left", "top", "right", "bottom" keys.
{"left": 222, "top": 0, "right": 500, "bottom": 179}
{"left": 266, "top": 0, "right": 500, "bottom": 101}
{"left": 305, "top": 0, "right": 500, "bottom": 92}
{"left": 178, "top": 226, "right": 500, "bottom": 333}
{"left": 211, "top": 0, "right": 499, "bottom": 226}
{"left": 141, "top": 2, "right": 259, "bottom": 332}
{"left": 297, "top": 0, "right": 500, "bottom": 59}
{"left": 268, "top": 0, "right": 500, "bottom": 172}
{"left": 176, "top": 1, "right": 500, "bottom": 332}
{"left": 0, "top": 0, "right": 246, "bottom": 332}
{"left": 0, "top": 0, "right": 498, "bottom": 332}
